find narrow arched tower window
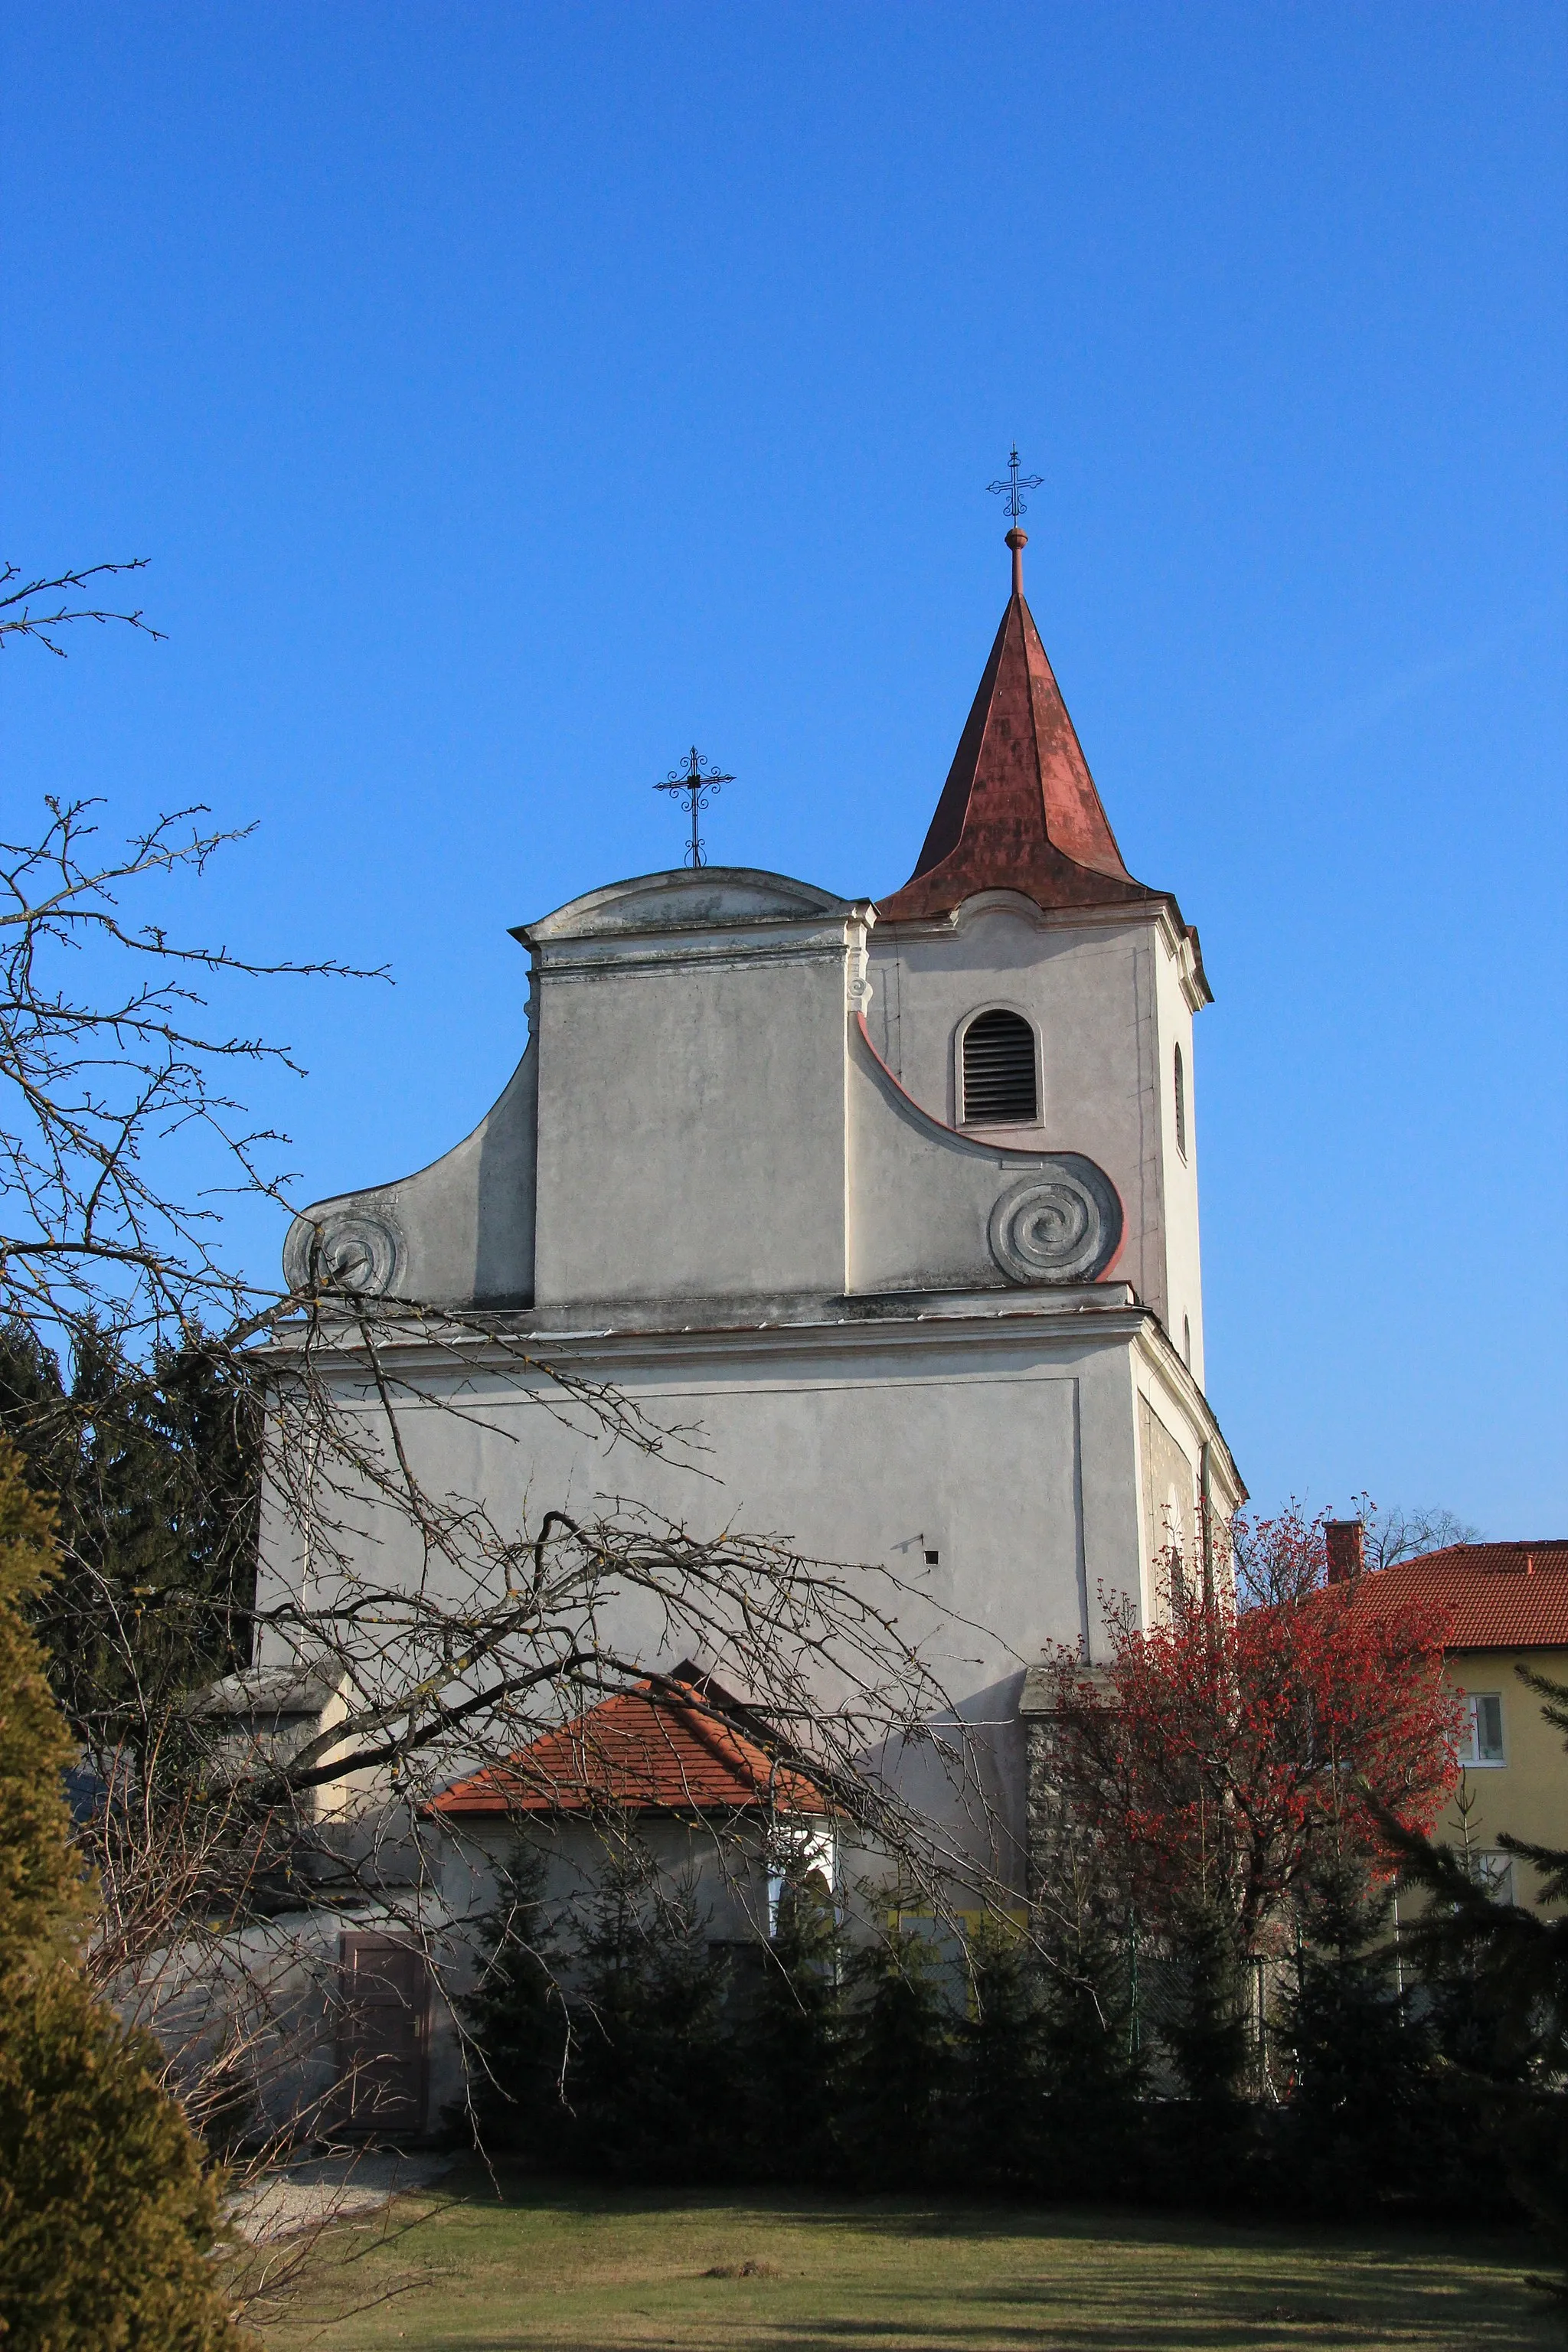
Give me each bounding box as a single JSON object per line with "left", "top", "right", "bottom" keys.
{"left": 1174, "top": 1043, "right": 1187, "bottom": 1160}
{"left": 961, "top": 1009, "right": 1037, "bottom": 1125}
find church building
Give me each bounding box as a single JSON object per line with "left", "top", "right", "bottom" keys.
{"left": 273, "top": 517, "right": 1243, "bottom": 1893}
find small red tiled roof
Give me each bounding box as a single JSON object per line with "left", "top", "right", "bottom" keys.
{"left": 1353, "top": 1543, "right": 1568, "bottom": 1650}
{"left": 428, "top": 1669, "right": 831, "bottom": 1819}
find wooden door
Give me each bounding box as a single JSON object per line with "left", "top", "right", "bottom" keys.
{"left": 335, "top": 1934, "right": 430, "bottom": 2137}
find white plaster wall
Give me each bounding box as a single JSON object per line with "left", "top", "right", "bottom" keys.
{"left": 256, "top": 1311, "right": 1178, "bottom": 1884}
{"left": 287, "top": 1044, "right": 537, "bottom": 1308}
{"left": 437, "top": 1818, "right": 774, "bottom": 1955}
{"left": 867, "top": 896, "right": 1214, "bottom": 1335}
{"left": 867, "top": 900, "right": 1165, "bottom": 1320}
{"left": 263, "top": 865, "right": 1236, "bottom": 1894}
{"left": 1129, "top": 1344, "right": 1245, "bottom": 1614}
{"left": 845, "top": 1015, "right": 1076, "bottom": 1293}
{"left": 282, "top": 871, "right": 1210, "bottom": 1356}
{"left": 1151, "top": 925, "right": 1206, "bottom": 1387}
{"left": 528, "top": 879, "right": 859, "bottom": 1307}
{"left": 531, "top": 952, "right": 847, "bottom": 1305}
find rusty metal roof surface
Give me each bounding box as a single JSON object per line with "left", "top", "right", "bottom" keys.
{"left": 876, "top": 583, "right": 1158, "bottom": 924}
{"left": 1353, "top": 1543, "right": 1568, "bottom": 1650}
{"left": 429, "top": 1671, "right": 831, "bottom": 1818}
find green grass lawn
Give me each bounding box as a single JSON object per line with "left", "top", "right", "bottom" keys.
{"left": 256, "top": 2170, "right": 1558, "bottom": 2351}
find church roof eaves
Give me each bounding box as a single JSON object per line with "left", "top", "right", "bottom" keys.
{"left": 881, "top": 886, "right": 1211, "bottom": 1008}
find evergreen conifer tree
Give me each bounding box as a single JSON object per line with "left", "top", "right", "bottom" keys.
{"left": 459, "top": 1842, "right": 570, "bottom": 2158}
{"left": 744, "top": 1859, "right": 843, "bottom": 2184}
{"left": 955, "top": 1919, "right": 1046, "bottom": 2193}
{"left": 1160, "top": 1897, "right": 1254, "bottom": 2204}
{"left": 1279, "top": 1853, "right": 1442, "bottom": 2215}
{"left": 1035, "top": 1912, "right": 1144, "bottom": 2200}
{"left": 1382, "top": 1671, "right": 1568, "bottom": 2317}
{"left": 0, "top": 1439, "right": 255, "bottom": 2350}
{"left": 0, "top": 1321, "right": 257, "bottom": 1754}
{"left": 838, "top": 1923, "right": 952, "bottom": 2190}
{"left": 1165, "top": 1898, "right": 1250, "bottom": 2107}
{"left": 565, "top": 1841, "right": 732, "bottom": 2184}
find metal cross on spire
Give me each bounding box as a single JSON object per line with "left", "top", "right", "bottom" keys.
{"left": 987, "top": 444, "right": 1044, "bottom": 527}
{"left": 655, "top": 746, "right": 733, "bottom": 868}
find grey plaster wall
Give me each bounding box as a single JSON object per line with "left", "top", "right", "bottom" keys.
{"left": 531, "top": 941, "right": 849, "bottom": 1305}
{"left": 264, "top": 860, "right": 1238, "bottom": 1892}
{"left": 845, "top": 1014, "right": 1124, "bottom": 1294}
{"left": 1151, "top": 916, "right": 1206, "bottom": 1384}
{"left": 283, "top": 1040, "right": 537, "bottom": 1308}
{"left": 282, "top": 866, "right": 1209, "bottom": 1343}
{"left": 253, "top": 1300, "right": 1233, "bottom": 1883}
{"left": 866, "top": 893, "right": 1208, "bottom": 1344}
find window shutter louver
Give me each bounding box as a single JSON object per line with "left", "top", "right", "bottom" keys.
{"left": 962, "top": 1009, "right": 1037, "bottom": 1125}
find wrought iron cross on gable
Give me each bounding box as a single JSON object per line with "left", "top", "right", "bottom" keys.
{"left": 655, "top": 746, "right": 733, "bottom": 868}
{"left": 988, "top": 444, "right": 1043, "bottom": 526}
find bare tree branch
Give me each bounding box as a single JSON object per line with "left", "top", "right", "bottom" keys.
{"left": 0, "top": 559, "right": 167, "bottom": 657}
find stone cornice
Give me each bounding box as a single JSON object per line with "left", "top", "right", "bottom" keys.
{"left": 261, "top": 1282, "right": 1153, "bottom": 1378}
{"left": 872, "top": 890, "right": 1212, "bottom": 1011}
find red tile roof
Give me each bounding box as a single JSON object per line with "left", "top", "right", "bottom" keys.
{"left": 1352, "top": 1543, "right": 1568, "bottom": 1651}
{"left": 428, "top": 1669, "right": 831, "bottom": 1819}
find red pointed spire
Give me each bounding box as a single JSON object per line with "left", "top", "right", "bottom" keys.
{"left": 877, "top": 529, "right": 1155, "bottom": 923}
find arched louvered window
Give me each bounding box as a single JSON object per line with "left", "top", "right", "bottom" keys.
{"left": 1174, "top": 1044, "right": 1187, "bottom": 1159}
{"left": 961, "top": 1008, "right": 1037, "bottom": 1125}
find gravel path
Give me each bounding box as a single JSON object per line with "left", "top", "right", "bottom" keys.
{"left": 228, "top": 2151, "right": 451, "bottom": 2244}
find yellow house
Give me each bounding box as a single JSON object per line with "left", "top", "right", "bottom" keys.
{"left": 1351, "top": 1539, "right": 1568, "bottom": 1906}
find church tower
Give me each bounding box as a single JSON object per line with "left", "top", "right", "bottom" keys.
{"left": 866, "top": 520, "right": 1209, "bottom": 1386}
{"left": 274, "top": 514, "right": 1243, "bottom": 1879}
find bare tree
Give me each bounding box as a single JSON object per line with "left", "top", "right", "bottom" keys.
{"left": 4, "top": 561, "right": 1013, "bottom": 2269}
{"left": 1361, "top": 1501, "right": 1482, "bottom": 1571}
{"left": 1, "top": 789, "right": 376, "bottom": 1362}
{"left": 1231, "top": 1494, "right": 1481, "bottom": 1611}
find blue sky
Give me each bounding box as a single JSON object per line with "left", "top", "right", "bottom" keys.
{"left": 5, "top": 4, "right": 1565, "bottom": 1534}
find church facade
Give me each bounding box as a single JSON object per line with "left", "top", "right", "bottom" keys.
{"left": 267, "top": 524, "right": 1243, "bottom": 1888}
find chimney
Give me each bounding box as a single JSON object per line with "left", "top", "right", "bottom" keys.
{"left": 1325, "top": 1520, "right": 1364, "bottom": 1586}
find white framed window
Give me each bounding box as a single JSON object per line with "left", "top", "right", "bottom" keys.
{"left": 1174, "top": 1043, "right": 1187, "bottom": 1160}
{"left": 959, "top": 1008, "right": 1038, "bottom": 1126}
{"left": 1467, "top": 1851, "right": 1514, "bottom": 1903}
{"left": 767, "top": 1824, "right": 837, "bottom": 1935}
{"left": 1457, "top": 1692, "right": 1505, "bottom": 1766}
